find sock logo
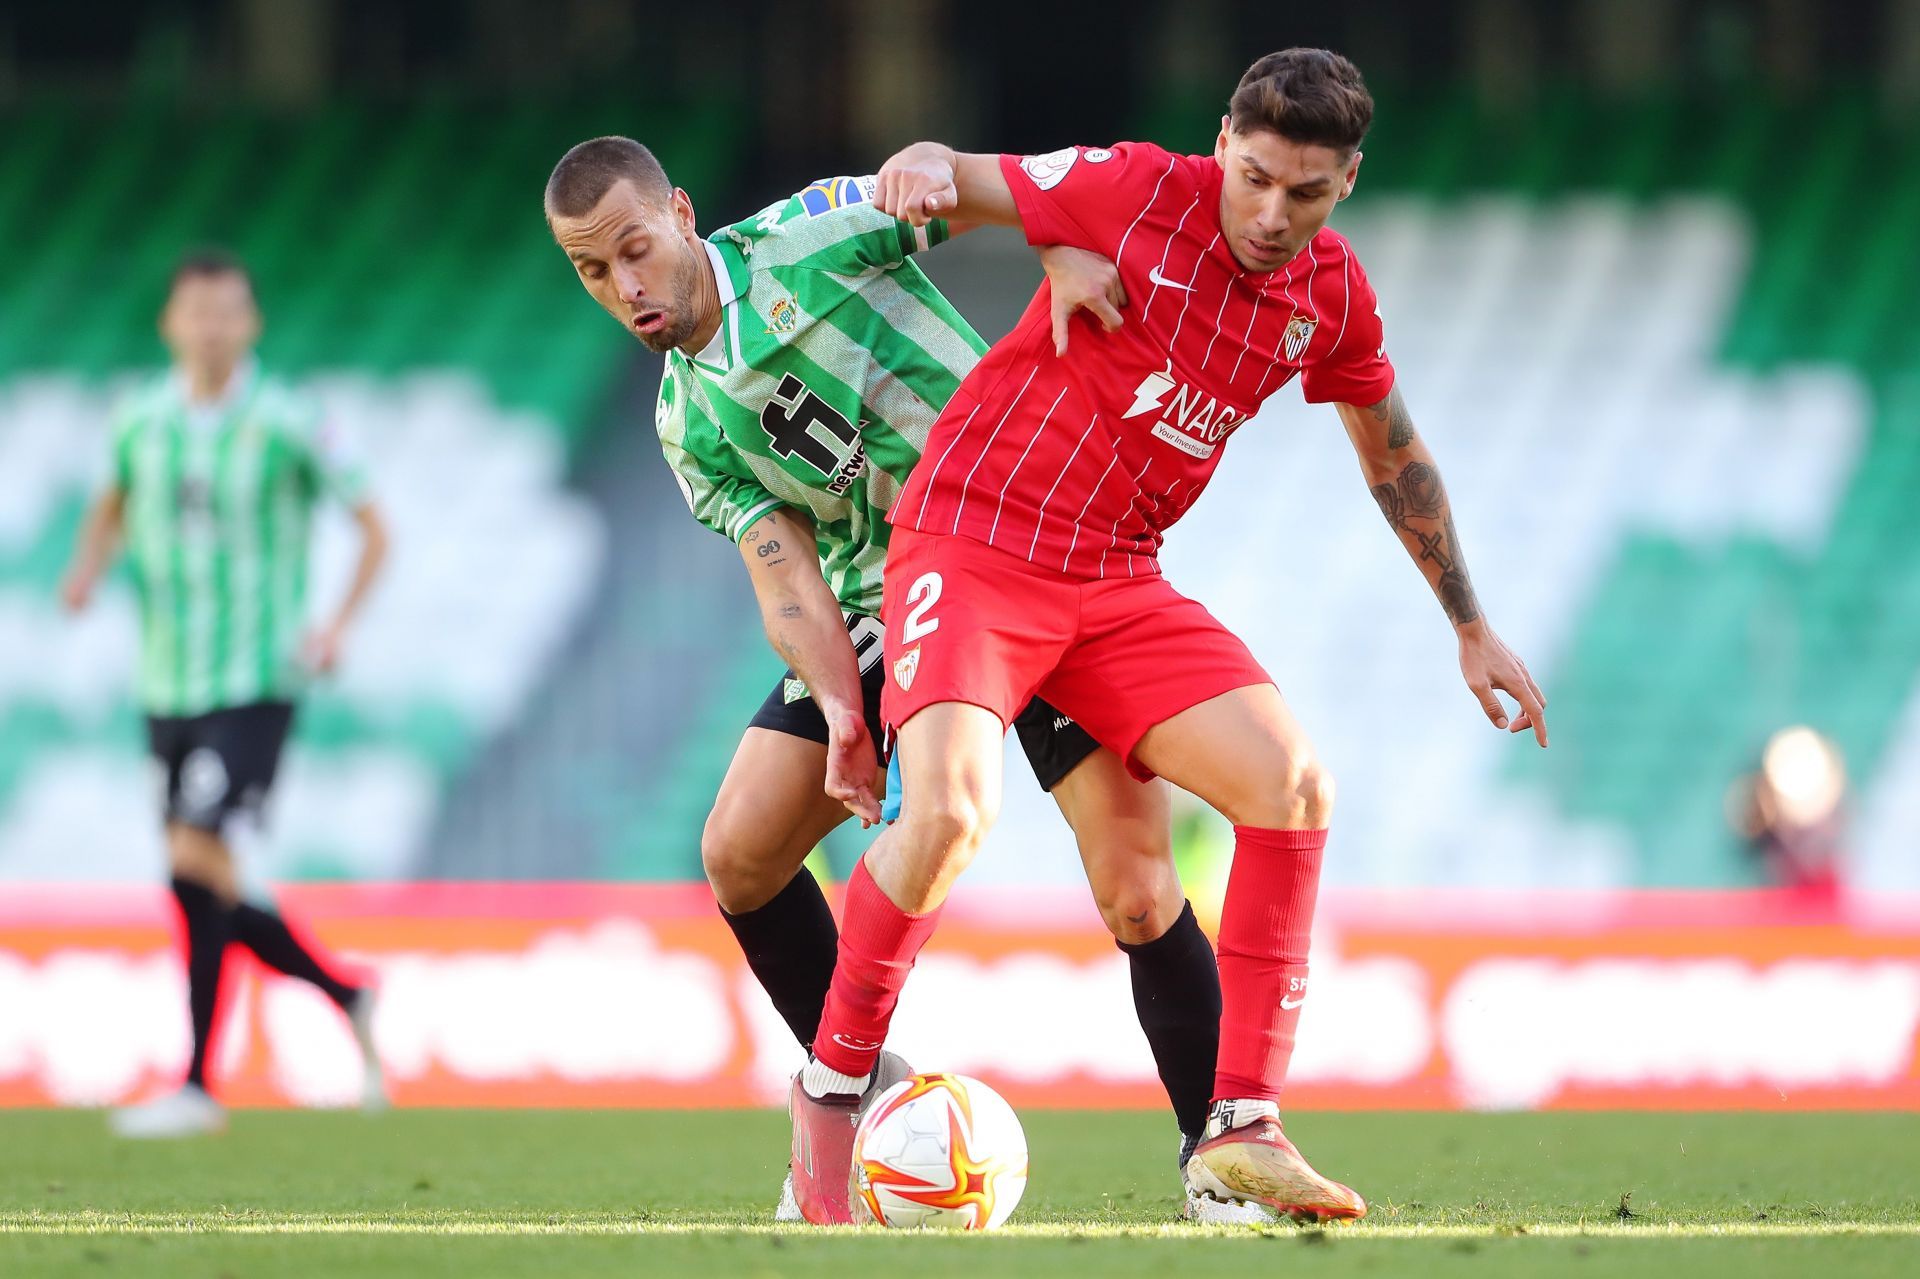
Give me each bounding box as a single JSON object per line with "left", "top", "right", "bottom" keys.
{"left": 831, "top": 1032, "right": 882, "bottom": 1053}
{"left": 1281, "top": 974, "right": 1309, "bottom": 1010}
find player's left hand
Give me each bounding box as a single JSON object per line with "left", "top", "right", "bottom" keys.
{"left": 301, "top": 624, "right": 345, "bottom": 677}
{"left": 1457, "top": 620, "right": 1548, "bottom": 747}
{"left": 1037, "top": 245, "right": 1127, "bottom": 355}
{"left": 877, "top": 143, "right": 959, "bottom": 227}
{"left": 825, "top": 707, "right": 883, "bottom": 825}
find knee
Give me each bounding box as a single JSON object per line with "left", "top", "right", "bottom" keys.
{"left": 890, "top": 786, "right": 998, "bottom": 896}
{"left": 166, "top": 824, "right": 235, "bottom": 898}
{"left": 1231, "top": 756, "right": 1335, "bottom": 830}
{"left": 1084, "top": 839, "right": 1181, "bottom": 945}
{"left": 898, "top": 787, "right": 994, "bottom": 864}
{"left": 1096, "top": 879, "right": 1177, "bottom": 945}
{"left": 1290, "top": 759, "right": 1336, "bottom": 829}
{"left": 700, "top": 812, "right": 782, "bottom": 914}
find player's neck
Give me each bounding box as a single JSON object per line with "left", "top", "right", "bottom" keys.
{"left": 180, "top": 359, "right": 246, "bottom": 405}
{"left": 680, "top": 248, "right": 724, "bottom": 354}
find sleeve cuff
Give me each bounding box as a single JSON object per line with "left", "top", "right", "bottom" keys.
{"left": 731, "top": 498, "right": 783, "bottom": 542}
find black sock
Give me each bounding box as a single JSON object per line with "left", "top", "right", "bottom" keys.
{"left": 169, "top": 876, "right": 235, "bottom": 1091}
{"left": 231, "top": 902, "right": 360, "bottom": 1010}
{"left": 718, "top": 867, "right": 839, "bottom": 1049}
{"left": 1118, "top": 900, "right": 1221, "bottom": 1143}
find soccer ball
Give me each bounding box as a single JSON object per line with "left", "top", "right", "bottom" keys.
{"left": 852, "top": 1072, "right": 1028, "bottom": 1230}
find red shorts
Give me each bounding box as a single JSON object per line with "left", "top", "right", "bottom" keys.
{"left": 879, "top": 527, "right": 1272, "bottom": 781}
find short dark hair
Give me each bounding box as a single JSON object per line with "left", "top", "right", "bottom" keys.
{"left": 1228, "top": 49, "right": 1374, "bottom": 154}
{"left": 169, "top": 247, "right": 253, "bottom": 297}
{"left": 544, "top": 136, "right": 672, "bottom": 219}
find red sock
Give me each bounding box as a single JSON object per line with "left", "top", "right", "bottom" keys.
{"left": 811, "top": 859, "right": 943, "bottom": 1077}
{"left": 1213, "top": 825, "right": 1326, "bottom": 1103}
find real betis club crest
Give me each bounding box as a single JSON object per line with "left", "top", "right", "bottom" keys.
{"left": 783, "top": 678, "right": 809, "bottom": 704}
{"left": 1283, "top": 314, "right": 1318, "bottom": 361}
{"left": 892, "top": 648, "right": 920, "bottom": 691}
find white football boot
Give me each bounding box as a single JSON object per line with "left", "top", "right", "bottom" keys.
{"left": 109, "top": 1084, "right": 227, "bottom": 1139}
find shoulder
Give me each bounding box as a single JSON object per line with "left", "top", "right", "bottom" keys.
{"left": 1009, "top": 140, "right": 1182, "bottom": 193}
{"left": 253, "top": 374, "right": 324, "bottom": 438}
{"left": 716, "top": 175, "right": 891, "bottom": 267}
{"left": 1301, "top": 227, "right": 1380, "bottom": 309}
{"left": 113, "top": 370, "right": 176, "bottom": 418}
{"left": 1306, "top": 226, "right": 1368, "bottom": 279}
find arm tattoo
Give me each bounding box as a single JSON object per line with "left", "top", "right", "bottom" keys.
{"left": 1370, "top": 480, "right": 1406, "bottom": 532}
{"left": 1398, "top": 461, "right": 1444, "bottom": 517}
{"left": 1371, "top": 464, "right": 1481, "bottom": 626}
{"left": 1368, "top": 389, "right": 1416, "bottom": 450}
{"left": 777, "top": 604, "right": 803, "bottom": 618}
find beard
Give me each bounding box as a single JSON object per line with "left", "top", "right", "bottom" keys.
{"left": 635, "top": 244, "right": 707, "bottom": 354}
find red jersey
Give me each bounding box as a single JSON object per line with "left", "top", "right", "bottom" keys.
{"left": 893, "top": 141, "right": 1397, "bottom": 579}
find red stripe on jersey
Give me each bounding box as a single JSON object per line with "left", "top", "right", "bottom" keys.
{"left": 894, "top": 143, "right": 1394, "bottom": 579}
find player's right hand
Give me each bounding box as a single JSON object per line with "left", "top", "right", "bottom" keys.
{"left": 825, "top": 707, "right": 883, "bottom": 826}
{"left": 58, "top": 571, "right": 93, "bottom": 614}
{"left": 1037, "top": 246, "right": 1128, "bottom": 355}
{"left": 877, "top": 143, "right": 958, "bottom": 227}
{"left": 1457, "top": 620, "right": 1548, "bottom": 747}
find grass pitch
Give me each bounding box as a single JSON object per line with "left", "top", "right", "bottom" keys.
{"left": 2, "top": 1109, "right": 1916, "bottom": 1277}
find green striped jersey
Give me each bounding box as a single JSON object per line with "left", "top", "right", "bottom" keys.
{"left": 111, "top": 363, "right": 369, "bottom": 716}
{"left": 655, "top": 175, "right": 987, "bottom": 614}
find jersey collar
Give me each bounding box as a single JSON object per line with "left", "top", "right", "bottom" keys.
{"left": 169, "top": 356, "right": 259, "bottom": 413}
{"left": 686, "top": 237, "right": 747, "bottom": 373}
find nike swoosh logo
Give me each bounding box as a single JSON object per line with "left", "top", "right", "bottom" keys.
{"left": 1147, "top": 266, "right": 1192, "bottom": 292}
{"left": 831, "top": 1033, "right": 882, "bottom": 1052}
{"left": 1280, "top": 995, "right": 1307, "bottom": 1010}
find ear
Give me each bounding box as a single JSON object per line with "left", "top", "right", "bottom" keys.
{"left": 1214, "top": 115, "right": 1232, "bottom": 164}
{"left": 672, "top": 187, "right": 698, "bottom": 240}
{"left": 1338, "top": 150, "right": 1363, "bottom": 201}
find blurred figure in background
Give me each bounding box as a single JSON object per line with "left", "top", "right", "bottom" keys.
{"left": 60, "top": 251, "right": 390, "bottom": 1137}
{"left": 1728, "top": 726, "right": 1849, "bottom": 900}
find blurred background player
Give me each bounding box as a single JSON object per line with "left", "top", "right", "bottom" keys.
{"left": 60, "top": 250, "right": 389, "bottom": 1137}
{"left": 795, "top": 48, "right": 1547, "bottom": 1221}
{"left": 1728, "top": 726, "right": 1850, "bottom": 900}
{"left": 544, "top": 139, "right": 1257, "bottom": 1223}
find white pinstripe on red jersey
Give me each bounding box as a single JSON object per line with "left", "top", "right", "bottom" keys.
{"left": 893, "top": 143, "right": 1394, "bottom": 579}
{"left": 988, "top": 385, "right": 1069, "bottom": 541}
{"left": 1025, "top": 412, "right": 1104, "bottom": 559}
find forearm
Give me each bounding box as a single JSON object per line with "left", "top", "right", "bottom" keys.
{"left": 325, "top": 505, "right": 388, "bottom": 633}
{"left": 68, "top": 492, "right": 124, "bottom": 580}
{"left": 1361, "top": 442, "right": 1481, "bottom": 628}
{"left": 760, "top": 582, "right": 865, "bottom": 716}
{"left": 743, "top": 513, "right": 865, "bottom": 717}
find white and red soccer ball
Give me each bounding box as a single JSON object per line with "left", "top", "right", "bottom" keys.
{"left": 852, "top": 1072, "right": 1029, "bottom": 1230}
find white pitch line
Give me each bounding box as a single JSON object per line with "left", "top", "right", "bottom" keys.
{"left": 1, "top": 1214, "right": 1917, "bottom": 1240}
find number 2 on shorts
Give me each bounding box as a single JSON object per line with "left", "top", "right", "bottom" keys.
{"left": 902, "top": 572, "right": 943, "bottom": 643}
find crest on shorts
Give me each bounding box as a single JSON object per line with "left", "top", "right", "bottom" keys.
{"left": 783, "top": 678, "right": 810, "bottom": 704}
{"left": 1283, "top": 314, "right": 1318, "bottom": 362}
{"left": 892, "top": 647, "right": 920, "bottom": 691}
{"left": 766, "top": 296, "right": 797, "bottom": 334}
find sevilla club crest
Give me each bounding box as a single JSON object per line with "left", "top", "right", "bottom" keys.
{"left": 1283, "top": 314, "right": 1318, "bottom": 362}
{"left": 892, "top": 648, "right": 920, "bottom": 691}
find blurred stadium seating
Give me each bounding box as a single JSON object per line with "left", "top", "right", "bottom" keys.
{"left": 1, "top": 84, "right": 1917, "bottom": 892}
